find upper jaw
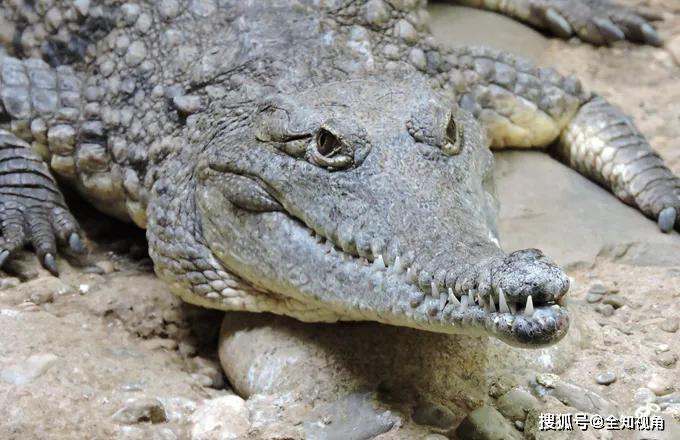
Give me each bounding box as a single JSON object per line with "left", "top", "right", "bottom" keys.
{"left": 303, "top": 225, "right": 571, "bottom": 348}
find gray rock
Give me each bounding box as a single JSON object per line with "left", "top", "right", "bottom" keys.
{"left": 660, "top": 317, "right": 679, "bottom": 333}
{"left": 586, "top": 292, "right": 603, "bottom": 303}
{"left": 595, "top": 303, "right": 615, "bottom": 317}
{"left": 588, "top": 282, "right": 609, "bottom": 295}
{"left": 0, "top": 353, "right": 59, "bottom": 385}
{"left": 303, "top": 393, "right": 399, "bottom": 440}
{"left": 547, "top": 381, "right": 616, "bottom": 416}
{"left": 455, "top": 405, "right": 522, "bottom": 440}
{"left": 495, "top": 387, "right": 538, "bottom": 421}
{"left": 655, "top": 352, "right": 678, "bottom": 368}
{"left": 412, "top": 400, "right": 456, "bottom": 429}
{"left": 112, "top": 397, "right": 167, "bottom": 424}
{"left": 602, "top": 296, "right": 625, "bottom": 309}
{"left": 595, "top": 372, "right": 617, "bottom": 385}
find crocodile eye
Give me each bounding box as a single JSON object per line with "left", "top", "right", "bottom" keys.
{"left": 443, "top": 116, "right": 463, "bottom": 156}
{"left": 309, "top": 129, "right": 353, "bottom": 170}
{"left": 316, "top": 129, "right": 341, "bottom": 156}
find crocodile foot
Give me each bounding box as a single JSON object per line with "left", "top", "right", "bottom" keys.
{"left": 0, "top": 131, "right": 85, "bottom": 276}
{"left": 530, "top": 0, "right": 662, "bottom": 46}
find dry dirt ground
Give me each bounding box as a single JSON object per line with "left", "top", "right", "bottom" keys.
{"left": 2, "top": 1, "right": 680, "bottom": 439}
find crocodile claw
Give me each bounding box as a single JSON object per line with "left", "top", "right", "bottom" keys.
{"left": 68, "top": 233, "right": 86, "bottom": 254}
{"left": 43, "top": 253, "right": 59, "bottom": 276}
{"left": 658, "top": 207, "right": 677, "bottom": 233}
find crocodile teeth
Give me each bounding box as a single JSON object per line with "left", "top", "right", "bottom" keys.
{"left": 524, "top": 295, "right": 534, "bottom": 317}
{"left": 509, "top": 301, "right": 517, "bottom": 315}
{"left": 460, "top": 294, "right": 469, "bottom": 309}
{"left": 431, "top": 281, "right": 438, "bottom": 297}
{"left": 468, "top": 290, "right": 474, "bottom": 306}
{"left": 393, "top": 256, "right": 403, "bottom": 273}
{"left": 406, "top": 267, "right": 415, "bottom": 283}
{"left": 448, "top": 288, "right": 461, "bottom": 307}
{"left": 498, "top": 289, "right": 510, "bottom": 314}
{"left": 374, "top": 254, "right": 386, "bottom": 269}
{"left": 489, "top": 295, "right": 496, "bottom": 313}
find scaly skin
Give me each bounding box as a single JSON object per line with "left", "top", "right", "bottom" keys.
{"left": 0, "top": 0, "right": 677, "bottom": 348}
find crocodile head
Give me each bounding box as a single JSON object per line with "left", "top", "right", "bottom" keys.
{"left": 195, "top": 74, "right": 570, "bottom": 348}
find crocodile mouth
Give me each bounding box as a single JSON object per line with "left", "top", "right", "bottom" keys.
{"left": 298, "top": 223, "right": 569, "bottom": 348}
{"left": 202, "top": 168, "right": 569, "bottom": 348}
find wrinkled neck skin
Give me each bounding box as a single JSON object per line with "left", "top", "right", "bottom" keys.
{"left": 148, "top": 2, "right": 570, "bottom": 348}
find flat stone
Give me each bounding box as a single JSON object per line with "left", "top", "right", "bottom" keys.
{"left": 304, "top": 393, "right": 398, "bottom": 440}
{"left": 490, "top": 152, "right": 680, "bottom": 269}
{"left": 189, "top": 395, "right": 250, "bottom": 440}
{"left": 455, "top": 405, "right": 522, "bottom": 440}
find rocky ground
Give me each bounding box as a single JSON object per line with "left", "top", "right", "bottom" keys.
{"left": 2, "top": 1, "right": 680, "bottom": 439}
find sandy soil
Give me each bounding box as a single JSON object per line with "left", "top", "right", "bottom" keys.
{"left": 1, "top": 1, "right": 680, "bottom": 439}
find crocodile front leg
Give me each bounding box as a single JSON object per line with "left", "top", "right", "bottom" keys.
{"left": 446, "top": 45, "right": 680, "bottom": 232}
{"left": 454, "top": 0, "right": 662, "bottom": 46}
{"left": 0, "top": 131, "right": 85, "bottom": 274}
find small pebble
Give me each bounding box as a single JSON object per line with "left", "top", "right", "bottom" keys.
{"left": 514, "top": 420, "right": 524, "bottom": 431}
{"left": 111, "top": 397, "right": 167, "bottom": 424}
{"left": 648, "top": 375, "right": 675, "bottom": 396}
{"left": 602, "top": 297, "right": 625, "bottom": 309}
{"left": 660, "top": 318, "right": 679, "bottom": 333}
{"left": 595, "top": 371, "right": 617, "bottom": 385}
{"left": 586, "top": 292, "right": 603, "bottom": 303}
{"left": 655, "top": 352, "right": 678, "bottom": 369}
{"left": 412, "top": 400, "right": 456, "bottom": 429}
{"left": 536, "top": 373, "right": 559, "bottom": 388}
{"left": 595, "top": 303, "right": 615, "bottom": 317}
{"left": 588, "top": 282, "right": 609, "bottom": 295}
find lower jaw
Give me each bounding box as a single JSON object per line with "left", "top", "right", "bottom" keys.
{"left": 366, "top": 302, "right": 570, "bottom": 348}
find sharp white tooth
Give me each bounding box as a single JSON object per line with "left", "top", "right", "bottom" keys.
{"left": 431, "top": 281, "right": 438, "bottom": 297}
{"left": 509, "top": 301, "right": 517, "bottom": 315}
{"left": 460, "top": 295, "right": 468, "bottom": 309}
{"left": 524, "top": 295, "right": 534, "bottom": 317}
{"left": 406, "top": 267, "right": 414, "bottom": 283}
{"left": 489, "top": 295, "right": 496, "bottom": 312}
{"left": 468, "top": 290, "right": 474, "bottom": 305}
{"left": 393, "top": 256, "right": 402, "bottom": 273}
{"left": 498, "top": 289, "right": 510, "bottom": 314}
{"left": 448, "top": 288, "right": 461, "bottom": 307}
{"left": 374, "top": 254, "right": 385, "bottom": 269}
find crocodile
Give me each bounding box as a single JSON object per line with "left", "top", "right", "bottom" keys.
{"left": 0, "top": 0, "right": 677, "bottom": 348}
